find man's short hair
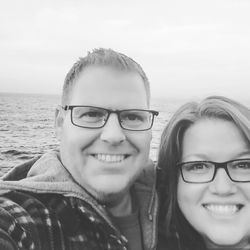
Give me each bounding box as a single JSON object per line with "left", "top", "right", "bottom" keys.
{"left": 61, "top": 48, "right": 150, "bottom": 106}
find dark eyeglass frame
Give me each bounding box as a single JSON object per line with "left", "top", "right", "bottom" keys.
{"left": 62, "top": 105, "right": 159, "bottom": 131}
{"left": 177, "top": 158, "right": 250, "bottom": 183}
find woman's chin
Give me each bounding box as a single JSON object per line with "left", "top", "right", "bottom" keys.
{"left": 204, "top": 234, "right": 249, "bottom": 249}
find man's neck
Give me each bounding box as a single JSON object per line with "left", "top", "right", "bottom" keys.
{"left": 107, "top": 192, "right": 132, "bottom": 217}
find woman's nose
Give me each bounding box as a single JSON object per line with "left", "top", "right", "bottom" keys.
{"left": 208, "top": 168, "right": 236, "bottom": 195}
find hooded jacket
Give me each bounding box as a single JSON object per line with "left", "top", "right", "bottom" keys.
{"left": 0, "top": 151, "right": 158, "bottom": 250}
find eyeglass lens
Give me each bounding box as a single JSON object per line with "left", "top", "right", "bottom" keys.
{"left": 180, "top": 159, "right": 250, "bottom": 183}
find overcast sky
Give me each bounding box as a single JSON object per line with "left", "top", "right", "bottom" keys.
{"left": 1, "top": 0, "right": 250, "bottom": 102}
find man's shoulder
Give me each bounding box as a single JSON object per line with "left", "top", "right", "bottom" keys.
{"left": 0, "top": 191, "right": 85, "bottom": 249}
{"left": 0, "top": 191, "right": 64, "bottom": 250}
{"left": 0, "top": 191, "right": 130, "bottom": 250}
{"left": 0, "top": 190, "right": 62, "bottom": 216}
{"left": 0, "top": 190, "right": 106, "bottom": 229}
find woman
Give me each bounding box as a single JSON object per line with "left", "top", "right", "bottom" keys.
{"left": 157, "top": 96, "right": 250, "bottom": 250}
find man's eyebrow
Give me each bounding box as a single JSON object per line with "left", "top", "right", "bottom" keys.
{"left": 235, "top": 150, "right": 250, "bottom": 158}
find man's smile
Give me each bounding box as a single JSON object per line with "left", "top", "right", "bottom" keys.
{"left": 91, "top": 153, "right": 130, "bottom": 163}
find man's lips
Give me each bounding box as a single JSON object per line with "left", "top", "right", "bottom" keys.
{"left": 202, "top": 203, "right": 244, "bottom": 215}
{"left": 90, "top": 153, "right": 130, "bottom": 163}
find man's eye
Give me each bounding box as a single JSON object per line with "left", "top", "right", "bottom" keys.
{"left": 233, "top": 161, "right": 250, "bottom": 169}
{"left": 121, "top": 112, "right": 147, "bottom": 122}
{"left": 81, "top": 111, "right": 103, "bottom": 118}
{"left": 125, "top": 114, "right": 143, "bottom": 121}
{"left": 73, "top": 108, "right": 106, "bottom": 122}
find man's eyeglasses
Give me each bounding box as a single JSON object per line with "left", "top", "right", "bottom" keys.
{"left": 62, "top": 105, "right": 159, "bottom": 131}
{"left": 177, "top": 159, "right": 250, "bottom": 183}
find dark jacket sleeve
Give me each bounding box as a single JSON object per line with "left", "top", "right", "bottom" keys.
{"left": 0, "top": 228, "right": 17, "bottom": 250}
{"left": 0, "top": 194, "right": 40, "bottom": 250}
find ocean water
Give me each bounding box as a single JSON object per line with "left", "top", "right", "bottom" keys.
{"left": 0, "top": 92, "right": 185, "bottom": 176}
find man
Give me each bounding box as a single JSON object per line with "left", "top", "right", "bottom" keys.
{"left": 0, "top": 48, "right": 159, "bottom": 250}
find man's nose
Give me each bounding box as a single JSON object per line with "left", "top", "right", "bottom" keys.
{"left": 209, "top": 168, "right": 236, "bottom": 195}
{"left": 100, "top": 114, "right": 126, "bottom": 144}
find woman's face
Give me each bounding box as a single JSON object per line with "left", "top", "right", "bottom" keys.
{"left": 177, "top": 118, "right": 250, "bottom": 248}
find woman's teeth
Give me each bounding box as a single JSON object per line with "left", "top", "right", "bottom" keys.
{"left": 204, "top": 204, "right": 242, "bottom": 215}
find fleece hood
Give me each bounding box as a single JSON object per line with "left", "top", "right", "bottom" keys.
{"left": 0, "top": 151, "right": 91, "bottom": 198}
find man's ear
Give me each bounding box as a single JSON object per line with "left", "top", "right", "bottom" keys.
{"left": 54, "top": 106, "right": 65, "bottom": 138}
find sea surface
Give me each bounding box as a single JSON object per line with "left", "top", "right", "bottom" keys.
{"left": 0, "top": 92, "right": 186, "bottom": 176}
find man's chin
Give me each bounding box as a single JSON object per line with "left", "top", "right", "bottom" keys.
{"left": 89, "top": 181, "right": 128, "bottom": 201}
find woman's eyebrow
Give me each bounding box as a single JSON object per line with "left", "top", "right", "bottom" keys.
{"left": 181, "top": 153, "right": 209, "bottom": 161}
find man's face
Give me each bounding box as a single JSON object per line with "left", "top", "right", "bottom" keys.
{"left": 56, "top": 66, "right": 152, "bottom": 203}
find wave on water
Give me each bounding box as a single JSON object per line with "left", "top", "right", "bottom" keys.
{"left": 2, "top": 149, "right": 25, "bottom": 156}
{"left": 17, "top": 155, "right": 39, "bottom": 160}
{"left": 2, "top": 149, "right": 40, "bottom": 156}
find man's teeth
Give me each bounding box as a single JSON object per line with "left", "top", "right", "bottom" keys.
{"left": 204, "top": 204, "right": 240, "bottom": 215}
{"left": 94, "top": 154, "right": 126, "bottom": 163}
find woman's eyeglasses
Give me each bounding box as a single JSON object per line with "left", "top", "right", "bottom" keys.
{"left": 178, "top": 158, "right": 250, "bottom": 183}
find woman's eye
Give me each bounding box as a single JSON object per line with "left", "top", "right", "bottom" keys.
{"left": 184, "top": 162, "right": 210, "bottom": 172}
{"left": 191, "top": 164, "right": 206, "bottom": 170}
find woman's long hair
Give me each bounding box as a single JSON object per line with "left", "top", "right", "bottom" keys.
{"left": 157, "top": 96, "right": 250, "bottom": 250}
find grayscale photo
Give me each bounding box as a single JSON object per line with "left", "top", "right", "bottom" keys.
{"left": 0, "top": 1, "right": 250, "bottom": 249}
